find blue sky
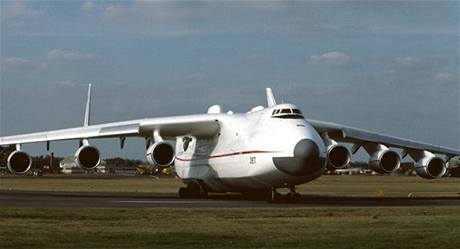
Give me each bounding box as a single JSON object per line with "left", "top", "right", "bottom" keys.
{"left": 1, "top": 0, "right": 459, "bottom": 160}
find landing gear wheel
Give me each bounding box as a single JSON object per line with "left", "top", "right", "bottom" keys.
{"left": 289, "top": 192, "right": 302, "bottom": 202}
{"left": 267, "top": 187, "right": 302, "bottom": 203}
{"left": 288, "top": 187, "right": 302, "bottom": 203}
{"left": 200, "top": 190, "right": 208, "bottom": 198}
{"left": 242, "top": 190, "right": 270, "bottom": 200}
{"left": 187, "top": 182, "right": 201, "bottom": 197}
{"left": 178, "top": 182, "right": 208, "bottom": 199}
{"left": 178, "top": 187, "right": 188, "bottom": 198}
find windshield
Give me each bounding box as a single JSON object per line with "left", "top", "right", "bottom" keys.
{"left": 271, "top": 108, "right": 304, "bottom": 119}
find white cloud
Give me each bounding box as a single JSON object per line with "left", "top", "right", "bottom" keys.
{"left": 82, "top": 1, "right": 95, "bottom": 13}
{"left": 395, "top": 56, "right": 419, "bottom": 67}
{"left": 1, "top": 57, "right": 46, "bottom": 72}
{"left": 186, "top": 72, "right": 206, "bottom": 81}
{"left": 47, "top": 49, "right": 95, "bottom": 61}
{"left": 309, "top": 51, "right": 351, "bottom": 66}
{"left": 2, "top": 57, "right": 34, "bottom": 66}
{"left": 2, "top": 2, "right": 44, "bottom": 19}
{"left": 53, "top": 80, "right": 79, "bottom": 87}
{"left": 434, "top": 72, "right": 454, "bottom": 82}
{"left": 103, "top": 5, "right": 125, "bottom": 19}
{"left": 92, "top": 1, "right": 297, "bottom": 36}
{"left": 1, "top": 2, "right": 45, "bottom": 29}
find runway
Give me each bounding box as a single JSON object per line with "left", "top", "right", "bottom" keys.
{"left": 1, "top": 190, "right": 459, "bottom": 208}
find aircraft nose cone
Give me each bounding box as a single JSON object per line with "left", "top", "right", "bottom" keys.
{"left": 273, "top": 139, "right": 325, "bottom": 176}
{"left": 294, "top": 139, "right": 319, "bottom": 161}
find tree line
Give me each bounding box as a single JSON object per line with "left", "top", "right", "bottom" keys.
{"left": 1, "top": 146, "right": 145, "bottom": 169}
{"left": 1, "top": 145, "right": 459, "bottom": 176}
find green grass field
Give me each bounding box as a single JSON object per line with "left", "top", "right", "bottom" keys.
{"left": 1, "top": 175, "right": 459, "bottom": 197}
{"left": 1, "top": 207, "right": 459, "bottom": 249}
{"left": 1, "top": 175, "right": 459, "bottom": 249}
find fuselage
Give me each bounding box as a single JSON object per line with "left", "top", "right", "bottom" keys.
{"left": 173, "top": 103, "right": 327, "bottom": 193}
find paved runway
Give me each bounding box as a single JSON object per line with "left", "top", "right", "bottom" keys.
{"left": 1, "top": 190, "right": 459, "bottom": 208}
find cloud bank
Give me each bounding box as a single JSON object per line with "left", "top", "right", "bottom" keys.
{"left": 309, "top": 52, "right": 351, "bottom": 66}
{"left": 47, "top": 49, "right": 95, "bottom": 61}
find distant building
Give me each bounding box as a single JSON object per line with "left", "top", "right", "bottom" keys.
{"left": 59, "top": 157, "right": 107, "bottom": 174}
{"left": 335, "top": 168, "right": 363, "bottom": 175}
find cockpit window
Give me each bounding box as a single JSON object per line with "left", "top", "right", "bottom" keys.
{"left": 271, "top": 108, "right": 304, "bottom": 119}
{"left": 292, "top": 109, "right": 302, "bottom": 114}
{"left": 281, "top": 109, "right": 291, "bottom": 114}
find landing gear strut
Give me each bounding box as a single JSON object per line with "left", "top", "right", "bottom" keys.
{"left": 288, "top": 187, "right": 302, "bottom": 201}
{"left": 178, "top": 181, "right": 208, "bottom": 198}
{"left": 268, "top": 187, "right": 302, "bottom": 203}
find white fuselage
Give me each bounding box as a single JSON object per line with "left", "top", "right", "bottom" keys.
{"left": 174, "top": 104, "right": 326, "bottom": 192}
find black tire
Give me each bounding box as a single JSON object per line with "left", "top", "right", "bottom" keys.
{"left": 187, "top": 182, "right": 201, "bottom": 198}
{"left": 200, "top": 190, "right": 208, "bottom": 198}
{"left": 242, "top": 190, "right": 270, "bottom": 200}
{"left": 291, "top": 193, "right": 302, "bottom": 202}
{"left": 178, "top": 187, "right": 189, "bottom": 198}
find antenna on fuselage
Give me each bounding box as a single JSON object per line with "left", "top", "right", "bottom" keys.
{"left": 266, "top": 88, "right": 277, "bottom": 107}
{"left": 84, "top": 83, "right": 92, "bottom": 127}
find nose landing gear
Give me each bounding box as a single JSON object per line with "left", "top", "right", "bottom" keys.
{"left": 268, "top": 187, "right": 302, "bottom": 203}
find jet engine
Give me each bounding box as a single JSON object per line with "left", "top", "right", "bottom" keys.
{"left": 7, "top": 150, "right": 32, "bottom": 175}
{"left": 146, "top": 142, "right": 175, "bottom": 167}
{"left": 368, "top": 148, "right": 401, "bottom": 174}
{"left": 326, "top": 144, "right": 351, "bottom": 169}
{"left": 74, "top": 145, "right": 101, "bottom": 170}
{"left": 414, "top": 156, "right": 446, "bottom": 179}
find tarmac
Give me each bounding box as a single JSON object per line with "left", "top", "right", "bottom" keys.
{"left": 1, "top": 190, "right": 459, "bottom": 208}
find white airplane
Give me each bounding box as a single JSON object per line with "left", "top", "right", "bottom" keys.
{"left": 1, "top": 85, "right": 459, "bottom": 201}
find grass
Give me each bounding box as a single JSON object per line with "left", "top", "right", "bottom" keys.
{"left": 0, "top": 207, "right": 459, "bottom": 249}
{"left": 1, "top": 175, "right": 459, "bottom": 197}
{"left": 1, "top": 175, "right": 459, "bottom": 248}
{"left": 0, "top": 175, "right": 182, "bottom": 194}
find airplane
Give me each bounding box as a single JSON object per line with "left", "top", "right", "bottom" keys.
{"left": 1, "top": 85, "right": 459, "bottom": 202}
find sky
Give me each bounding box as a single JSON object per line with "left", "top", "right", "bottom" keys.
{"left": 1, "top": 0, "right": 459, "bottom": 160}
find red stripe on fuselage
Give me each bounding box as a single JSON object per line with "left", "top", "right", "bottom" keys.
{"left": 175, "top": 150, "right": 279, "bottom": 162}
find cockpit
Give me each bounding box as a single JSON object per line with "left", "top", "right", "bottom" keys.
{"left": 271, "top": 108, "right": 304, "bottom": 119}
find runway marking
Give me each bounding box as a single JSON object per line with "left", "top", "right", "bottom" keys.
{"left": 111, "top": 199, "right": 254, "bottom": 204}
{"left": 112, "top": 200, "right": 212, "bottom": 204}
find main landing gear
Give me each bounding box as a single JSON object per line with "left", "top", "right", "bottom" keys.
{"left": 178, "top": 181, "right": 208, "bottom": 198}
{"left": 268, "top": 187, "right": 302, "bottom": 203}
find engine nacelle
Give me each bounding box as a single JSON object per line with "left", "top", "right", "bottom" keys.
{"left": 146, "top": 142, "right": 175, "bottom": 168}
{"left": 369, "top": 149, "right": 401, "bottom": 174}
{"left": 415, "top": 156, "right": 446, "bottom": 179}
{"left": 326, "top": 144, "right": 351, "bottom": 170}
{"left": 7, "top": 150, "right": 32, "bottom": 175}
{"left": 74, "top": 145, "right": 101, "bottom": 170}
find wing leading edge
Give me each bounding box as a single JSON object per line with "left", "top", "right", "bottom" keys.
{"left": 307, "top": 119, "right": 460, "bottom": 157}
{"left": 0, "top": 115, "right": 220, "bottom": 146}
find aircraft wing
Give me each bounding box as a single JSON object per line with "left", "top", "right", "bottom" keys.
{"left": 307, "top": 119, "right": 460, "bottom": 157}
{"left": 0, "top": 115, "right": 220, "bottom": 146}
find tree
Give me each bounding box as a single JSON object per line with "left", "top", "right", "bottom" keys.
{"left": 0, "top": 145, "right": 15, "bottom": 167}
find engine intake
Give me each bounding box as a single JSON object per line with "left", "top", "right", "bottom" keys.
{"left": 369, "top": 149, "right": 401, "bottom": 174}
{"left": 415, "top": 156, "right": 446, "bottom": 179}
{"left": 74, "top": 145, "right": 101, "bottom": 170}
{"left": 146, "top": 142, "right": 175, "bottom": 168}
{"left": 7, "top": 150, "right": 32, "bottom": 175}
{"left": 326, "top": 144, "right": 350, "bottom": 169}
